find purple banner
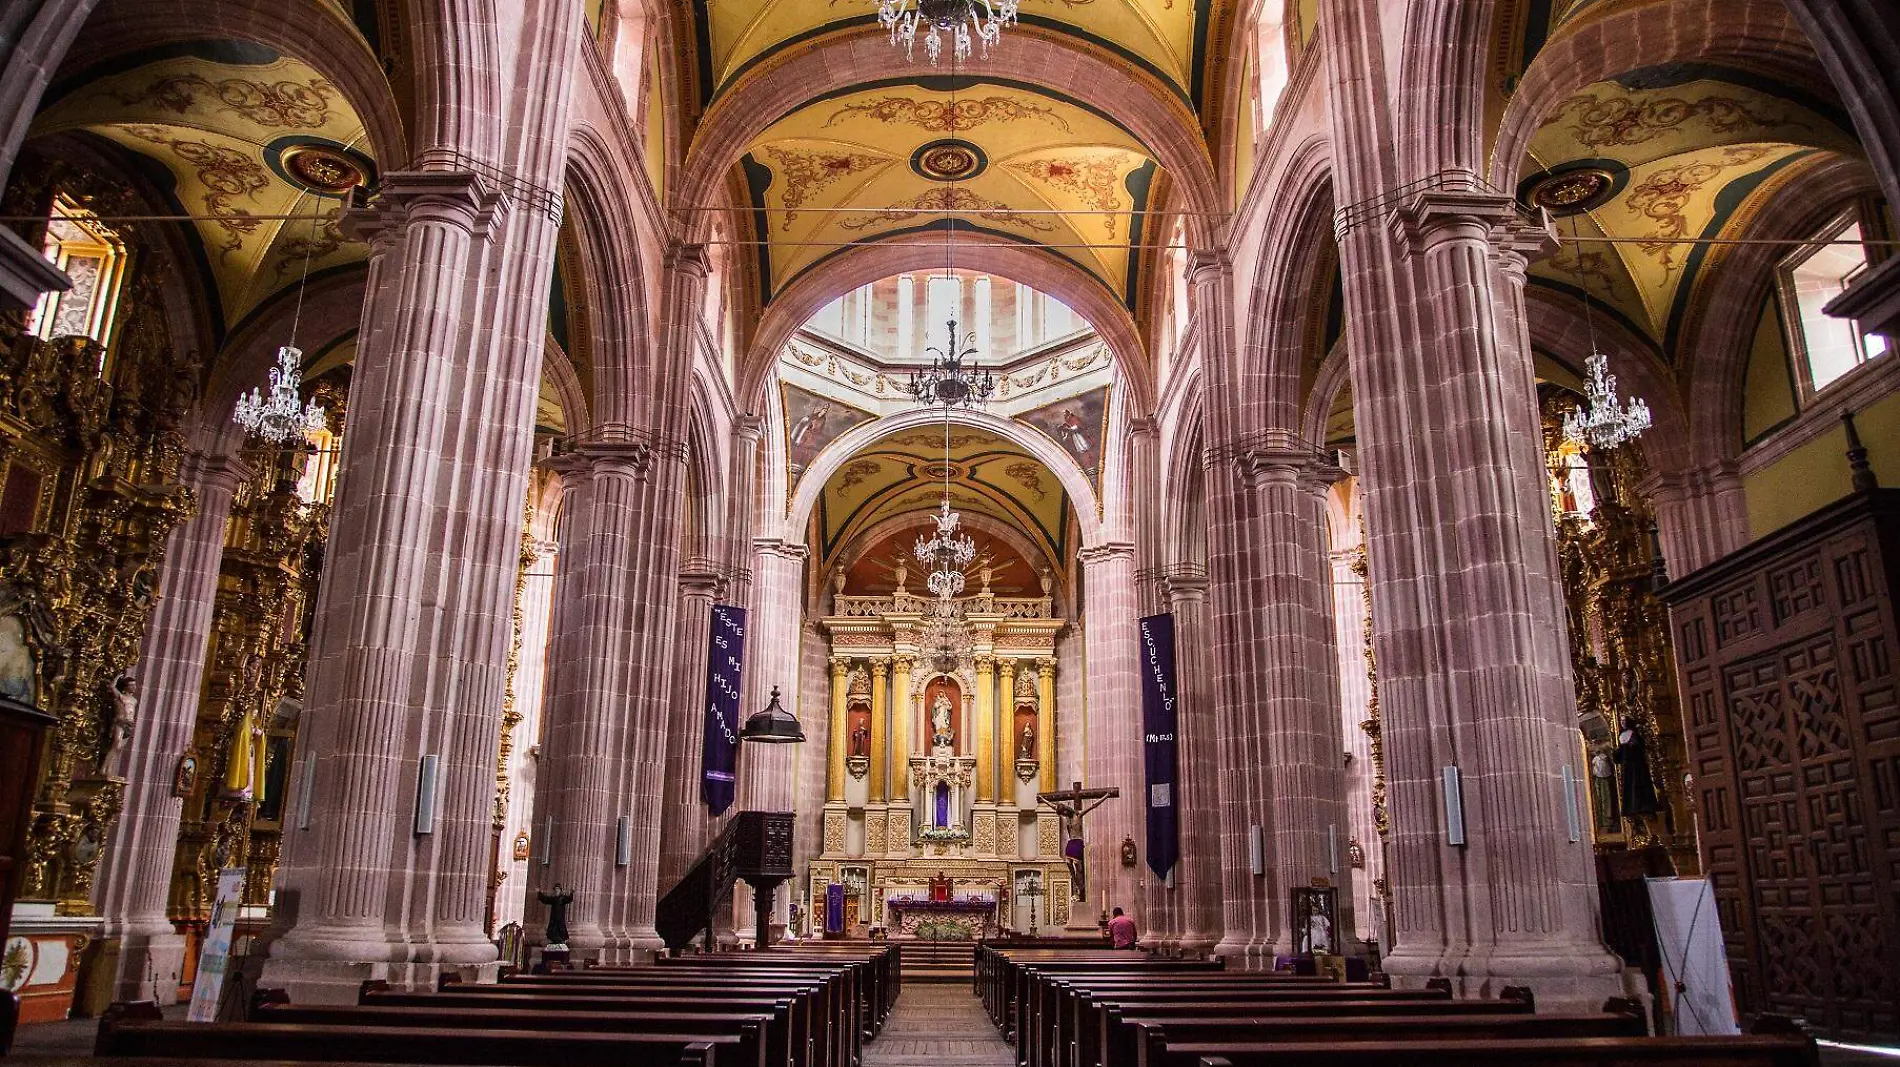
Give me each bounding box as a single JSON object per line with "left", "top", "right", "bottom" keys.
{"left": 826, "top": 883, "right": 845, "bottom": 935}
{"left": 1138, "top": 613, "right": 1181, "bottom": 878}
{"left": 700, "top": 604, "right": 747, "bottom": 814}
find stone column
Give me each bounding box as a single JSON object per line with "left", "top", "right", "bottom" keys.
{"left": 1350, "top": 188, "right": 1624, "bottom": 1007}
{"left": 260, "top": 171, "right": 515, "bottom": 1001}
{"left": 974, "top": 654, "right": 996, "bottom": 803}
{"left": 658, "top": 568, "right": 721, "bottom": 893}
{"left": 1238, "top": 445, "right": 1352, "bottom": 956}
{"left": 95, "top": 452, "right": 246, "bottom": 1003}
{"left": 827, "top": 657, "right": 849, "bottom": 803}
{"left": 1640, "top": 463, "right": 1748, "bottom": 578}
{"left": 1080, "top": 543, "right": 1141, "bottom": 921}
{"left": 734, "top": 539, "right": 806, "bottom": 940}
{"left": 1163, "top": 570, "right": 1223, "bottom": 952}
{"left": 869, "top": 658, "right": 889, "bottom": 801}
{"left": 1036, "top": 657, "right": 1057, "bottom": 793}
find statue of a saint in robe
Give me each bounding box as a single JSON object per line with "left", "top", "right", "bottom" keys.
{"left": 1017, "top": 719, "right": 1036, "bottom": 760}
{"left": 931, "top": 693, "right": 954, "bottom": 747}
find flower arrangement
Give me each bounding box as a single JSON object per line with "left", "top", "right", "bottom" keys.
{"left": 915, "top": 919, "right": 975, "bottom": 941}
{"left": 918, "top": 824, "right": 970, "bottom": 843}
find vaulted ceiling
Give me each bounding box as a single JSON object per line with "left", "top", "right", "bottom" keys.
{"left": 32, "top": 43, "right": 377, "bottom": 333}
{"left": 814, "top": 424, "right": 1075, "bottom": 570}
{"left": 1517, "top": 68, "right": 1862, "bottom": 354}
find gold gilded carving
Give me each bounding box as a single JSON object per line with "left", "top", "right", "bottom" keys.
{"left": 866, "top": 814, "right": 887, "bottom": 854}
{"left": 823, "top": 97, "right": 1072, "bottom": 134}
{"left": 1351, "top": 542, "right": 1388, "bottom": 840}
{"left": 824, "top": 811, "right": 847, "bottom": 855}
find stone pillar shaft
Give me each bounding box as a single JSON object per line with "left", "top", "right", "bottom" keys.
{"left": 1164, "top": 573, "right": 1223, "bottom": 952}
{"left": 658, "top": 571, "right": 719, "bottom": 893}
{"left": 95, "top": 454, "right": 246, "bottom": 1003}
{"left": 1081, "top": 544, "right": 1141, "bottom": 920}
{"left": 869, "top": 658, "right": 889, "bottom": 801}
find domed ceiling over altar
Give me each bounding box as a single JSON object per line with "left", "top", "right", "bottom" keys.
{"left": 813, "top": 423, "right": 1076, "bottom": 571}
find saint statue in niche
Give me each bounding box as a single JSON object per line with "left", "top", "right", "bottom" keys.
{"left": 930, "top": 692, "right": 954, "bottom": 748}
{"left": 1018, "top": 719, "right": 1036, "bottom": 761}
{"left": 850, "top": 720, "right": 870, "bottom": 758}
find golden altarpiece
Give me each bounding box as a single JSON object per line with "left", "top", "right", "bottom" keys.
{"left": 808, "top": 570, "right": 1077, "bottom": 938}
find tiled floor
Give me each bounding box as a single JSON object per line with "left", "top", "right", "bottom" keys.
{"left": 863, "top": 984, "right": 1014, "bottom": 1067}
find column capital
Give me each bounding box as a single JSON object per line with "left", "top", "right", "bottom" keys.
{"left": 830, "top": 656, "right": 852, "bottom": 677}
{"left": 734, "top": 414, "right": 766, "bottom": 443}
{"left": 891, "top": 652, "right": 915, "bottom": 672}
{"left": 1077, "top": 542, "right": 1136, "bottom": 567}
{"left": 753, "top": 538, "right": 810, "bottom": 564}
{"left": 1387, "top": 188, "right": 1557, "bottom": 263}
{"left": 1185, "top": 248, "right": 1231, "bottom": 286}
{"left": 870, "top": 657, "right": 889, "bottom": 679}
{"left": 664, "top": 241, "right": 711, "bottom": 277}
{"left": 343, "top": 170, "right": 507, "bottom": 244}
{"left": 180, "top": 449, "right": 254, "bottom": 497}
{"left": 974, "top": 653, "right": 995, "bottom": 672}
{"left": 1036, "top": 656, "right": 1057, "bottom": 674}
{"left": 1161, "top": 566, "right": 1209, "bottom": 606}
{"left": 1217, "top": 430, "right": 1347, "bottom": 494}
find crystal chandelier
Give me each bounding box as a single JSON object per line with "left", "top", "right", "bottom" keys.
{"left": 234, "top": 344, "right": 328, "bottom": 443}
{"left": 909, "top": 317, "right": 996, "bottom": 407}
{"left": 1563, "top": 351, "right": 1651, "bottom": 450}
{"left": 915, "top": 500, "right": 977, "bottom": 597}
{"left": 919, "top": 589, "right": 971, "bottom": 673}
{"left": 880, "top": 0, "right": 1018, "bottom": 64}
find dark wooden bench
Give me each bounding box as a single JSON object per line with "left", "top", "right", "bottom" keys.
{"left": 258, "top": 1000, "right": 779, "bottom": 1067}
{"left": 1037, "top": 977, "right": 1395, "bottom": 1067}
{"left": 1176, "top": 1035, "right": 1818, "bottom": 1067}
{"left": 1125, "top": 1013, "right": 1645, "bottom": 1067}
{"left": 96, "top": 1014, "right": 744, "bottom": 1067}
{"left": 529, "top": 965, "right": 863, "bottom": 1058}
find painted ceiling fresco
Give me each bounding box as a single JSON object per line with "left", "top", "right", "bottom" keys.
{"left": 32, "top": 46, "right": 375, "bottom": 332}
{"left": 741, "top": 82, "right": 1159, "bottom": 303}
{"left": 815, "top": 424, "right": 1074, "bottom": 568}
{"left": 1518, "top": 70, "right": 1860, "bottom": 351}
{"left": 842, "top": 522, "right": 1042, "bottom": 594}
{"left": 694, "top": 0, "right": 1216, "bottom": 108}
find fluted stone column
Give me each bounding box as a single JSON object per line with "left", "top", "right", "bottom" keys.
{"left": 1035, "top": 657, "right": 1056, "bottom": 793}
{"left": 734, "top": 539, "right": 807, "bottom": 940}
{"left": 525, "top": 447, "right": 651, "bottom": 960}
{"left": 1080, "top": 543, "right": 1141, "bottom": 921}
{"left": 658, "top": 568, "right": 720, "bottom": 892}
{"left": 1241, "top": 447, "right": 1352, "bottom": 955}
{"left": 827, "top": 657, "right": 849, "bottom": 803}
{"left": 1163, "top": 570, "right": 1223, "bottom": 952}
{"left": 869, "top": 658, "right": 889, "bottom": 801}
{"left": 95, "top": 453, "right": 246, "bottom": 1003}
{"left": 1640, "top": 463, "right": 1748, "bottom": 578}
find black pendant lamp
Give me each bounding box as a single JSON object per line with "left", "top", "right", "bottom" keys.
{"left": 741, "top": 686, "right": 807, "bottom": 744}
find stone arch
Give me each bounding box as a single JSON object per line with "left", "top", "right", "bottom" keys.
{"left": 1487, "top": 0, "right": 1822, "bottom": 190}
{"left": 1240, "top": 136, "right": 1336, "bottom": 432}
{"left": 564, "top": 129, "right": 655, "bottom": 429}
{"left": 1394, "top": 0, "right": 1496, "bottom": 176}
{"left": 778, "top": 407, "right": 1105, "bottom": 550}
{"left": 826, "top": 509, "right": 1054, "bottom": 593}
{"left": 65, "top": 0, "right": 408, "bottom": 169}
{"left": 1162, "top": 379, "right": 1207, "bottom": 571}
{"left": 735, "top": 233, "right": 1154, "bottom": 418}
{"left": 675, "top": 26, "right": 1221, "bottom": 246}
{"left": 1299, "top": 339, "right": 1349, "bottom": 451}
{"left": 540, "top": 334, "right": 591, "bottom": 438}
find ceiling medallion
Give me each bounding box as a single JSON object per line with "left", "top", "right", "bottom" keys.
{"left": 1526, "top": 168, "right": 1615, "bottom": 216}
{"left": 913, "top": 140, "right": 987, "bottom": 182}
{"left": 282, "top": 144, "right": 368, "bottom": 195}
{"left": 920, "top": 460, "right": 964, "bottom": 481}
{"left": 881, "top": 0, "right": 1019, "bottom": 64}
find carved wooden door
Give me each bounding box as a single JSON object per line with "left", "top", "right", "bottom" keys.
{"left": 1665, "top": 492, "right": 1900, "bottom": 1038}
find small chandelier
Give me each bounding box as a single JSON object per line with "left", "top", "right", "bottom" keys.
{"left": 915, "top": 500, "right": 977, "bottom": 598}
{"left": 234, "top": 345, "right": 328, "bottom": 444}
{"left": 909, "top": 318, "right": 996, "bottom": 408}
{"left": 1563, "top": 351, "right": 1651, "bottom": 451}
{"left": 919, "top": 593, "right": 971, "bottom": 673}
{"left": 880, "top": 0, "right": 1018, "bottom": 64}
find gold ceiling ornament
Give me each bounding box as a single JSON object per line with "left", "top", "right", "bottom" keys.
{"left": 1525, "top": 168, "right": 1615, "bottom": 216}
{"left": 281, "top": 144, "right": 368, "bottom": 195}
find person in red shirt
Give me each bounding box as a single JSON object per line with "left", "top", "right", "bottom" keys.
{"left": 1107, "top": 906, "right": 1138, "bottom": 949}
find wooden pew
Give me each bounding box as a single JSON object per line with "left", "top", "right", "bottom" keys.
{"left": 1176, "top": 1034, "right": 1818, "bottom": 1067}
{"left": 1125, "top": 1013, "right": 1645, "bottom": 1067}
{"left": 96, "top": 1014, "right": 744, "bottom": 1067}
{"left": 256, "top": 1001, "right": 780, "bottom": 1067}
{"left": 1042, "top": 983, "right": 1450, "bottom": 1067}
{"left": 360, "top": 987, "right": 815, "bottom": 1067}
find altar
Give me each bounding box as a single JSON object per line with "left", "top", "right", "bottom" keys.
{"left": 886, "top": 896, "right": 999, "bottom": 940}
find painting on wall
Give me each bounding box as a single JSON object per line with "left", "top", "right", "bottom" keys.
{"left": 782, "top": 383, "right": 876, "bottom": 486}
{"left": 1016, "top": 387, "right": 1108, "bottom": 493}
{"left": 0, "top": 611, "right": 37, "bottom": 707}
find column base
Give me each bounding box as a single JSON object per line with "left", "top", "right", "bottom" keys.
{"left": 1213, "top": 938, "right": 1277, "bottom": 970}
{"left": 111, "top": 930, "right": 188, "bottom": 1005}
{"left": 1384, "top": 945, "right": 1641, "bottom": 1015}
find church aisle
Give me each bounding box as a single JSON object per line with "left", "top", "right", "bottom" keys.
{"left": 863, "top": 983, "right": 1014, "bottom": 1067}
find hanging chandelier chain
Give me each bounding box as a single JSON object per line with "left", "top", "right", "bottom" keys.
{"left": 234, "top": 203, "right": 330, "bottom": 445}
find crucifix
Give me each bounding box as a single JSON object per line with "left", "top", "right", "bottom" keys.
{"left": 1037, "top": 780, "right": 1119, "bottom": 915}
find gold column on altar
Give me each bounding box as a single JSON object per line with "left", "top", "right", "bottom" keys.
{"left": 891, "top": 653, "right": 913, "bottom": 782}
{"left": 975, "top": 654, "right": 996, "bottom": 802}
{"left": 997, "top": 659, "right": 1017, "bottom": 786}
{"left": 870, "top": 658, "right": 889, "bottom": 800}
{"left": 827, "top": 656, "right": 850, "bottom": 801}
{"left": 1037, "top": 656, "right": 1057, "bottom": 793}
